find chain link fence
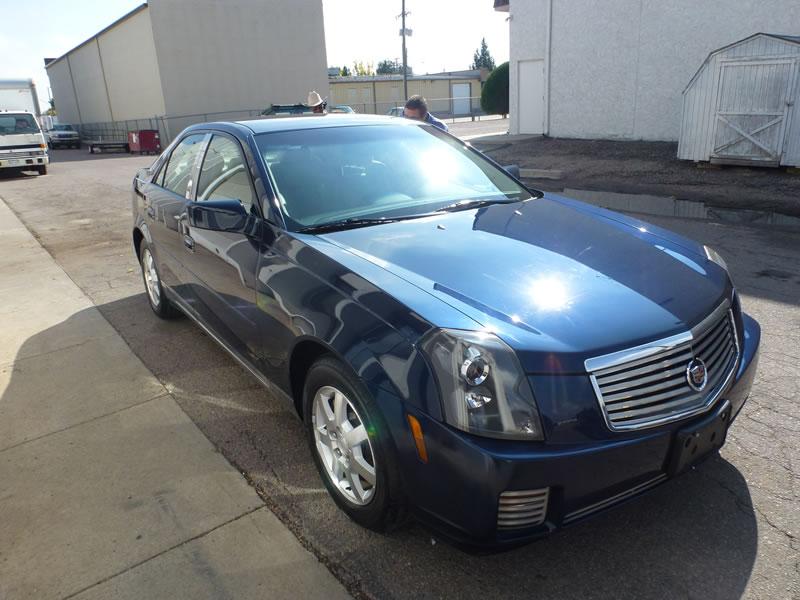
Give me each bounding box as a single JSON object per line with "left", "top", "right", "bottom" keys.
{"left": 75, "top": 97, "right": 498, "bottom": 147}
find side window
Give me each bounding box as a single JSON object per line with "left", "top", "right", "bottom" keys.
{"left": 162, "top": 134, "right": 206, "bottom": 198}
{"left": 196, "top": 135, "right": 256, "bottom": 211}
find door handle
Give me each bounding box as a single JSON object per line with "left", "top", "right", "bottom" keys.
{"left": 183, "top": 234, "right": 195, "bottom": 251}
{"left": 146, "top": 205, "right": 155, "bottom": 219}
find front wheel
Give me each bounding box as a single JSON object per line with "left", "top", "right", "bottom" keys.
{"left": 304, "top": 356, "right": 407, "bottom": 531}
{"left": 37, "top": 165, "right": 47, "bottom": 175}
{"left": 139, "top": 240, "right": 181, "bottom": 319}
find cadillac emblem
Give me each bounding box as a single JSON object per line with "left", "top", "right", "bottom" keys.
{"left": 686, "top": 357, "right": 708, "bottom": 392}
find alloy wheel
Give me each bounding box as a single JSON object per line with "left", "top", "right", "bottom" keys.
{"left": 312, "top": 385, "right": 377, "bottom": 506}
{"left": 142, "top": 248, "right": 161, "bottom": 307}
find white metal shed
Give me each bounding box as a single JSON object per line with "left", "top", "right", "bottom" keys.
{"left": 678, "top": 33, "right": 800, "bottom": 167}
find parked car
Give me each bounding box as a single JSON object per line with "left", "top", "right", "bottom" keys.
{"left": 386, "top": 106, "right": 403, "bottom": 117}
{"left": 132, "top": 115, "right": 759, "bottom": 548}
{"left": 46, "top": 123, "right": 81, "bottom": 149}
{"left": 330, "top": 105, "right": 355, "bottom": 114}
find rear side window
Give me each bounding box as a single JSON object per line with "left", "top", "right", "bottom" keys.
{"left": 161, "top": 134, "right": 206, "bottom": 197}
{"left": 196, "top": 135, "right": 256, "bottom": 211}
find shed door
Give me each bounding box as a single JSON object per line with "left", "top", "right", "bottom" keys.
{"left": 712, "top": 60, "right": 796, "bottom": 164}
{"left": 518, "top": 60, "right": 545, "bottom": 134}
{"left": 451, "top": 83, "right": 471, "bottom": 116}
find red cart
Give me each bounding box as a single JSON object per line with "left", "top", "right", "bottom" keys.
{"left": 128, "top": 130, "right": 161, "bottom": 155}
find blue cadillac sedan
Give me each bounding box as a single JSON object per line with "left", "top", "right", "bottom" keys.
{"left": 132, "top": 114, "right": 759, "bottom": 547}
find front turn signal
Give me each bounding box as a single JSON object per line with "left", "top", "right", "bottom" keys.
{"left": 406, "top": 414, "right": 428, "bottom": 464}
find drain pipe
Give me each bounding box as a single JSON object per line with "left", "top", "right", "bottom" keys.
{"left": 544, "top": 0, "right": 553, "bottom": 136}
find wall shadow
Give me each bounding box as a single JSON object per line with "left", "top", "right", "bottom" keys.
{"left": 0, "top": 293, "right": 757, "bottom": 599}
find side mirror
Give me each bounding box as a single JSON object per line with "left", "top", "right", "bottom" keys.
{"left": 503, "top": 164, "right": 521, "bottom": 179}
{"left": 188, "top": 198, "right": 249, "bottom": 232}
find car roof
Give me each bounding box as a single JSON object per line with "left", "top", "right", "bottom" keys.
{"left": 234, "top": 113, "right": 413, "bottom": 134}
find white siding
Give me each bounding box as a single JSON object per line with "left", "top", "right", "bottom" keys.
{"left": 97, "top": 7, "right": 165, "bottom": 120}
{"left": 148, "top": 0, "right": 328, "bottom": 119}
{"left": 68, "top": 41, "right": 113, "bottom": 123}
{"left": 679, "top": 35, "right": 800, "bottom": 166}
{"left": 45, "top": 60, "right": 81, "bottom": 123}
{"left": 507, "top": 0, "right": 800, "bottom": 140}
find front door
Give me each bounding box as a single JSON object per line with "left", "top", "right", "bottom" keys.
{"left": 712, "top": 60, "right": 796, "bottom": 164}
{"left": 180, "top": 133, "right": 263, "bottom": 364}
{"left": 144, "top": 132, "right": 209, "bottom": 304}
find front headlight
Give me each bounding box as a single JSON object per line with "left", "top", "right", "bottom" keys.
{"left": 704, "top": 245, "right": 729, "bottom": 273}
{"left": 420, "top": 329, "right": 544, "bottom": 440}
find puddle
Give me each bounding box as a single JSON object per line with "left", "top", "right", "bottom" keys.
{"left": 561, "top": 189, "right": 800, "bottom": 230}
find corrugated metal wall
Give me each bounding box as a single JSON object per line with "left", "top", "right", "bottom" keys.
{"left": 678, "top": 34, "right": 800, "bottom": 166}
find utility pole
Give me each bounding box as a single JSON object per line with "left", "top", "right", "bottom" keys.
{"left": 400, "top": 0, "right": 409, "bottom": 100}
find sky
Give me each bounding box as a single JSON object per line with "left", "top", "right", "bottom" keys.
{"left": 0, "top": 0, "right": 509, "bottom": 113}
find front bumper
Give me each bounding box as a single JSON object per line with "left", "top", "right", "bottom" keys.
{"left": 387, "top": 312, "right": 760, "bottom": 548}
{"left": 0, "top": 153, "right": 49, "bottom": 169}
{"left": 49, "top": 137, "right": 80, "bottom": 146}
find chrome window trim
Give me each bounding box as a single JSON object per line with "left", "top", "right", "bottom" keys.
{"left": 585, "top": 300, "right": 740, "bottom": 432}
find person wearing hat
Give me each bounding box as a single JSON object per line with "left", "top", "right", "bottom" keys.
{"left": 307, "top": 90, "right": 327, "bottom": 114}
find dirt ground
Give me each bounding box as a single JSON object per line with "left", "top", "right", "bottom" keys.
{"left": 479, "top": 137, "right": 800, "bottom": 217}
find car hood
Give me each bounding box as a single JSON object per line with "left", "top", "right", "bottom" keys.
{"left": 320, "top": 194, "right": 731, "bottom": 372}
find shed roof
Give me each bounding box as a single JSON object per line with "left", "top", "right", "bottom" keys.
{"left": 684, "top": 32, "right": 800, "bottom": 93}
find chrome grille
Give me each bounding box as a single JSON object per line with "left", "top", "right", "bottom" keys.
{"left": 587, "top": 301, "right": 739, "bottom": 431}
{"left": 0, "top": 150, "right": 45, "bottom": 159}
{"left": 497, "top": 488, "right": 549, "bottom": 529}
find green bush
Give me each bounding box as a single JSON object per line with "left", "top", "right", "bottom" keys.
{"left": 480, "top": 61, "right": 509, "bottom": 115}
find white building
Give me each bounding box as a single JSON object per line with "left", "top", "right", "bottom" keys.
{"left": 45, "top": 0, "right": 328, "bottom": 140}
{"left": 495, "top": 0, "right": 800, "bottom": 141}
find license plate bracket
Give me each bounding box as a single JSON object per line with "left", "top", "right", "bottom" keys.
{"left": 668, "top": 400, "right": 731, "bottom": 476}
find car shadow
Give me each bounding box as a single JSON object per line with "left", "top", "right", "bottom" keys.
{"left": 0, "top": 293, "right": 753, "bottom": 600}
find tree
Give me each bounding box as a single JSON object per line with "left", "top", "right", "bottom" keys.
{"left": 340, "top": 65, "right": 351, "bottom": 76}
{"left": 480, "top": 61, "right": 508, "bottom": 115}
{"left": 46, "top": 97, "right": 57, "bottom": 117}
{"left": 352, "top": 61, "right": 375, "bottom": 76}
{"left": 471, "top": 38, "right": 496, "bottom": 70}
{"left": 376, "top": 59, "right": 412, "bottom": 75}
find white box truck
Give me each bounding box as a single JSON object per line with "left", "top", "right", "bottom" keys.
{"left": 0, "top": 79, "right": 49, "bottom": 175}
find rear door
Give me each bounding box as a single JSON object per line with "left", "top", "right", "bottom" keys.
{"left": 143, "top": 132, "right": 209, "bottom": 305}
{"left": 180, "top": 132, "right": 263, "bottom": 363}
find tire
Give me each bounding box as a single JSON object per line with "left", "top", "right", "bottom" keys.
{"left": 303, "top": 355, "right": 407, "bottom": 531}
{"left": 37, "top": 165, "right": 47, "bottom": 175}
{"left": 138, "top": 239, "right": 181, "bottom": 319}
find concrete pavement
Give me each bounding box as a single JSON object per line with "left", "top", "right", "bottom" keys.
{"left": 0, "top": 199, "right": 350, "bottom": 600}
{"left": 1, "top": 150, "right": 798, "bottom": 600}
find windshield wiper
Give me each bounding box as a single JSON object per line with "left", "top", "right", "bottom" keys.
{"left": 298, "top": 216, "right": 406, "bottom": 234}
{"left": 436, "top": 197, "right": 517, "bottom": 212}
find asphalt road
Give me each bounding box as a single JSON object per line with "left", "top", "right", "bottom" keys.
{"left": 1, "top": 149, "right": 797, "bottom": 600}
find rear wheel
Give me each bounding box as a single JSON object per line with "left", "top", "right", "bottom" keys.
{"left": 139, "top": 240, "right": 181, "bottom": 319}
{"left": 304, "top": 356, "right": 407, "bottom": 531}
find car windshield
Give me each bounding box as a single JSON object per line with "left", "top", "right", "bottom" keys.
{"left": 52, "top": 124, "right": 75, "bottom": 131}
{"left": 256, "top": 124, "right": 533, "bottom": 229}
{"left": 0, "top": 113, "right": 40, "bottom": 135}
